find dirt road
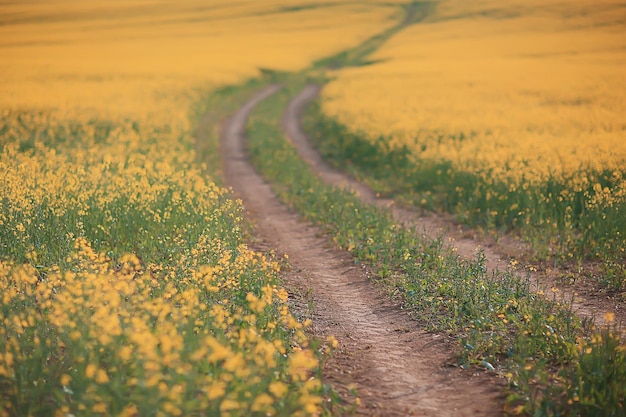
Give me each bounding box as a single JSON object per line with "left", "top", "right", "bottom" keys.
{"left": 221, "top": 86, "right": 504, "bottom": 416}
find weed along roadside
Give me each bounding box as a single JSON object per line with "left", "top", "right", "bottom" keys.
{"left": 237, "top": 79, "right": 626, "bottom": 415}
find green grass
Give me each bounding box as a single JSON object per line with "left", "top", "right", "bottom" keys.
{"left": 312, "top": 1, "right": 432, "bottom": 70}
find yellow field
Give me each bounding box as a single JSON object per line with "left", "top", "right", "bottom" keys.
{"left": 321, "top": 0, "right": 626, "bottom": 188}
{"left": 2, "top": 1, "right": 626, "bottom": 414}
{"left": 0, "top": 1, "right": 396, "bottom": 414}
{"left": 1, "top": 0, "right": 398, "bottom": 119}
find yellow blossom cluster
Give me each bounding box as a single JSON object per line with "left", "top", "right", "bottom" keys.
{"left": 0, "top": 84, "right": 327, "bottom": 417}
{"left": 0, "top": 239, "right": 322, "bottom": 416}
{"left": 0, "top": 102, "right": 327, "bottom": 415}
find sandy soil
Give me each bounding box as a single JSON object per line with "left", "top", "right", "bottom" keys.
{"left": 282, "top": 85, "right": 625, "bottom": 329}
{"left": 220, "top": 86, "right": 505, "bottom": 416}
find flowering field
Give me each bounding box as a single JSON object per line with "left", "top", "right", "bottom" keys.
{"left": 1, "top": 0, "right": 399, "bottom": 118}
{"left": 0, "top": 79, "right": 329, "bottom": 417}
{"left": 317, "top": 0, "right": 626, "bottom": 269}
{"left": 3, "top": 0, "right": 625, "bottom": 415}
{"left": 0, "top": 1, "right": 398, "bottom": 415}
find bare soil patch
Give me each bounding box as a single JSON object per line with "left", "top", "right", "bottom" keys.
{"left": 220, "top": 86, "right": 505, "bottom": 416}
{"left": 282, "top": 85, "right": 625, "bottom": 329}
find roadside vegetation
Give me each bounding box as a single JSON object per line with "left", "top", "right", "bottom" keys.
{"left": 0, "top": 101, "right": 340, "bottom": 416}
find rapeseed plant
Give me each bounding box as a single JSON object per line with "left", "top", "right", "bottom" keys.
{"left": 0, "top": 217, "right": 328, "bottom": 415}
{"left": 323, "top": 0, "right": 626, "bottom": 185}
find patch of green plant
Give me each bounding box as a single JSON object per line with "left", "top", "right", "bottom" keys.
{"left": 0, "top": 115, "right": 239, "bottom": 270}
{"left": 244, "top": 82, "right": 626, "bottom": 416}
{"left": 312, "top": 2, "right": 432, "bottom": 69}
{"left": 601, "top": 261, "right": 626, "bottom": 294}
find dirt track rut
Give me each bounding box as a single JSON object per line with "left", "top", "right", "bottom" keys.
{"left": 282, "top": 86, "right": 510, "bottom": 270}
{"left": 282, "top": 85, "right": 623, "bottom": 328}
{"left": 221, "top": 86, "right": 503, "bottom": 416}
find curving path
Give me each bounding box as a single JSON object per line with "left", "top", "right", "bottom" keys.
{"left": 282, "top": 85, "right": 624, "bottom": 328}
{"left": 282, "top": 86, "right": 510, "bottom": 270}
{"left": 221, "top": 86, "right": 504, "bottom": 416}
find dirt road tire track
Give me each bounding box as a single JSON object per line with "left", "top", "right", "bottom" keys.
{"left": 282, "top": 85, "right": 623, "bottom": 327}
{"left": 220, "top": 86, "right": 504, "bottom": 416}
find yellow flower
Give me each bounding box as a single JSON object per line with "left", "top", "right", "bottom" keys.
{"left": 118, "top": 345, "right": 133, "bottom": 361}
{"left": 299, "top": 394, "right": 322, "bottom": 413}
{"left": 95, "top": 369, "right": 109, "bottom": 384}
{"left": 207, "top": 338, "right": 231, "bottom": 363}
{"left": 206, "top": 383, "right": 225, "bottom": 400}
{"left": 276, "top": 288, "right": 289, "bottom": 302}
{"left": 60, "top": 374, "right": 71, "bottom": 386}
{"left": 224, "top": 354, "right": 247, "bottom": 376}
{"left": 162, "top": 402, "right": 182, "bottom": 416}
{"left": 288, "top": 350, "right": 318, "bottom": 382}
{"left": 85, "top": 363, "right": 97, "bottom": 379}
{"left": 604, "top": 312, "right": 615, "bottom": 323}
{"left": 269, "top": 381, "right": 288, "bottom": 398}
{"left": 93, "top": 402, "right": 107, "bottom": 414}
{"left": 53, "top": 406, "right": 71, "bottom": 417}
{"left": 251, "top": 393, "right": 273, "bottom": 412}
{"left": 219, "top": 398, "right": 240, "bottom": 412}
{"left": 118, "top": 404, "right": 139, "bottom": 417}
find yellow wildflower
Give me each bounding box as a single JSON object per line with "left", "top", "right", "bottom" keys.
{"left": 206, "top": 383, "right": 225, "bottom": 400}
{"left": 85, "top": 363, "right": 97, "bottom": 379}
{"left": 93, "top": 403, "right": 107, "bottom": 414}
{"left": 269, "top": 381, "right": 288, "bottom": 398}
{"left": 60, "top": 374, "right": 71, "bottom": 386}
{"left": 288, "top": 350, "right": 318, "bottom": 382}
{"left": 95, "top": 369, "right": 109, "bottom": 384}
{"left": 219, "top": 398, "right": 240, "bottom": 412}
{"left": 251, "top": 393, "right": 273, "bottom": 412}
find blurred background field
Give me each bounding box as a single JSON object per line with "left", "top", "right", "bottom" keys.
{"left": 0, "top": 0, "right": 399, "bottom": 119}
{"left": 315, "top": 0, "right": 626, "bottom": 271}
{"left": 323, "top": 0, "right": 626, "bottom": 183}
